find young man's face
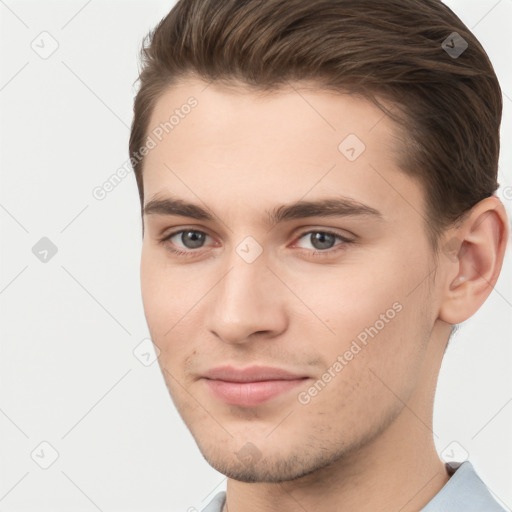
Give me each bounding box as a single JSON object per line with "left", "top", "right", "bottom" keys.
{"left": 140, "top": 77, "right": 450, "bottom": 483}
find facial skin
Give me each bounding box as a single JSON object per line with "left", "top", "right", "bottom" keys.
{"left": 139, "top": 77, "right": 508, "bottom": 512}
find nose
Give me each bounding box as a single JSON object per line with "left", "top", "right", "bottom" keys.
{"left": 206, "top": 253, "right": 288, "bottom": 345}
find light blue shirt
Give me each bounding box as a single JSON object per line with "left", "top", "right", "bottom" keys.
{"left": 200, "top": 461, "right": 508, "bottom": 512}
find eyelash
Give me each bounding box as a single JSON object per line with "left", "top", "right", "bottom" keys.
{"left": 157, "top": 228, "right": 354, "bottom": 259}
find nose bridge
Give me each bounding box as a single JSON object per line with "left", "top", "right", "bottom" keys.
{"left": 207, "top": 245, "right": 286, "bottom": 343}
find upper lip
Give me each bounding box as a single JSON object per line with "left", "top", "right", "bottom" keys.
{"left": 202, "top": 365, "right": 308, "bottom": 382}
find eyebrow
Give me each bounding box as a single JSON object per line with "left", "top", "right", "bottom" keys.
{"left": 143, "top": 195, "right": 383, "bottom": 225}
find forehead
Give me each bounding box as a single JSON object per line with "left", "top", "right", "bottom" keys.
{"left": 142, "top": 78, "right": 424, "bottom": 224}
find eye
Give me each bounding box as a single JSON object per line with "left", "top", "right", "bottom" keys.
{"left": 158, "top": 228, "right": 354, "bottom": 258}
{"left": 158, "top": 229, "right": 212, "bottom": 257}
{"left": 293, "top": 230, "right": 353, "bottom": 255}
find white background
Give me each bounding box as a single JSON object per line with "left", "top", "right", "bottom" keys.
{"left": 1, "top": 1, "right": 511, "bottom": 511}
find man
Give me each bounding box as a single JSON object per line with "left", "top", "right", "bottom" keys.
{"left": 130, "top": 0, "right": 509, "bottom": 510}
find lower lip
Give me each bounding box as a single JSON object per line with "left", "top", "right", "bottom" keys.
{"left": 203, "top": 378, "right": 308, "bottom": 407}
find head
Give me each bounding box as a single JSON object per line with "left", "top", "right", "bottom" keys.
{"left": 131, "top": 0, "right": 508, "bottom": 483}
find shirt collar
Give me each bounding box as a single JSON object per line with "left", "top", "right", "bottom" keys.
{"left": 420, "top": 460, "right": 506, "bottom": 511}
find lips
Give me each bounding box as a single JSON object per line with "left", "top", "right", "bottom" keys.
{"left": 201, "top": 365, "right": 310, "bottom": 407}
{"left": 202, "top": 365, "right": 307, "bottom": 382}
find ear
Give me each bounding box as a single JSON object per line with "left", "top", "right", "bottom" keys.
{"left": 438, "top": 195, "right": 509, "bottom": 325}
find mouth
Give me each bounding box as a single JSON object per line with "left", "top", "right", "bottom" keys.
{"left": 200, "top": 365, "right": 310, "bottom": 407}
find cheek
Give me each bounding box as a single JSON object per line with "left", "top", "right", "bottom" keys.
{"left": 290, "top": 260, "right": 405, "bottom": 346}
{"left": 140, "top": 246, "right": 216, "bottom": 374}
{"left": 140, "top": 245, "right": 190, "bottom": 323}
{"left": 299, "top": 258, "right": 430, "bottom": 396}
{"left": 140, "top": 247, "right": 187, "bottom": 354}
{"left": 140, "top": 250, "right": 166, "bottom": 332}
{"left": 295, "top": 302, "right": 427, "bottom": 441}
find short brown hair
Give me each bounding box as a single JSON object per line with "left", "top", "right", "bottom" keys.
{"left": 129, "top": 0, "right": 502, "bottom": 251}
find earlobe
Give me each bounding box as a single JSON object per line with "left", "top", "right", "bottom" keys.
{"left": 438, "top": 196, "right": 509, "bottom": 325}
